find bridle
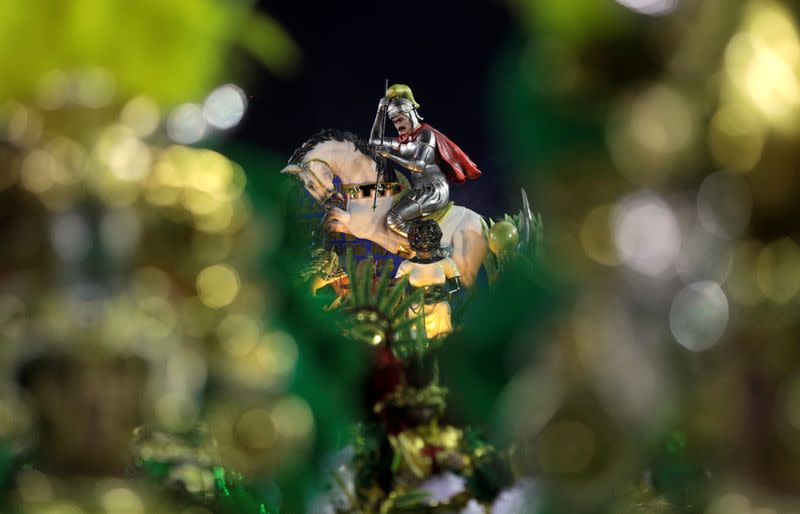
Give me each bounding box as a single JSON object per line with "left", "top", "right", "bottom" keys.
{"left": 296, "top": 158, "right": 340, "bottom": 207}
{"left": 296, "top": 157, "right": 402, "bottom": 209}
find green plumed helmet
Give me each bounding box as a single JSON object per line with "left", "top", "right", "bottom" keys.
{"left": 385, "top": 83, "right": 420, "bottom": 109}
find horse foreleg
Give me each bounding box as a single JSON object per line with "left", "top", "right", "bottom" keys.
{"left": 451, "top": 220, "right": 488, "bottom": 288}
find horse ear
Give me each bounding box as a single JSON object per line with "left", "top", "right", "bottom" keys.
{"left": 281, "top": 164, "right": 303, "bottom": 175}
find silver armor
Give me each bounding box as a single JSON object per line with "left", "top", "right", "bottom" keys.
{"left": 386, "top": 97, "right": 423, "bottom": 125}
{"left": 370, "top": 98, "right": 449, "bottom": 239}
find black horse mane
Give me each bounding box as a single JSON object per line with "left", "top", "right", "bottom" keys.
{"left": 288, "top": 129, "right": 388, "bottom": 175}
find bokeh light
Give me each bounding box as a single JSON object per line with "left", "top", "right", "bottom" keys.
{"left": 271, "top": 396, "right": 314, "bottom": 444}
{"left": 579, "top": 204, "right": 618, "bottom": 266}
{"left": 50, "top": 211, "right": 92, "bottom": 262}
{"left": 705, "top": 493, "right": 752, "bottom": 514}
{"left": 203, "top": 84, "right": 247, "bottom": 130}
{"left": 235, "top": 408, "right": 278, "bottom": 451}
{"left": 669, "top": 281, "right": 729, "bottom": 352}
{"left": 613, "top": 191, "right": 680, "bottom": 276}
{"left": 608, "top": 84, "right": 698, "bottom": 185}
{"left": 675, "top": 226, "right": 733, "bottom": 285}
{"left": 167, "top": 103, "right": 207, "bottom": 144}
{"left": 120, "top": 96, "right": 161, "bottom": 138}
{"left": 75, "top": 68, "right": 116, "bottom": 108}
{"left": 615, "top": 0, "right": 679, "bottom": 16}
{"left": 697, "top": 171, "right": 752, "bottom": 240}
{"left": 755, "top": 237, "right": 800, "bottom": 304}
{"left": 708, "top": 105, "right": 766, "bottom": 172}
{"left": 196, "top": 264, "right": 240, "bottom": 308}
{"left": 723, "top": 0, "right": 800, "bottom": 133}
{"left": 100, "top": 487, "right": 145, "bottom": 514}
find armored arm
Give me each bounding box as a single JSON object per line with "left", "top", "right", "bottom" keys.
{"left": 369, "top": 98, "right": 400, "bottom": 150}
{"left": 381, "top": 129, "right": 436, "bottom": 173}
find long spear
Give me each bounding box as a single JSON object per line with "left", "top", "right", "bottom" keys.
{"left": 373, "top": 78, "right": 388, "bottom": 211}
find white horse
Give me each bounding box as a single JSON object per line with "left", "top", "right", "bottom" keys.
{"left": 281, "top": 130, "right": 487, "bottom": 287}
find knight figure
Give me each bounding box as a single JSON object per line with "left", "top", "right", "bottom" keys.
{"left": 370, "top": 84, "right": 482, "bottom": 241}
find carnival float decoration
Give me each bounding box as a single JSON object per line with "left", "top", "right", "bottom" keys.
{"left": 288, "top": 84, "right": 544, "bottom": 513}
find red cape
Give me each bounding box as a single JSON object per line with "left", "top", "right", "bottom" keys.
{"left": 397, "top": 123, "right": 482, "bottom": 184}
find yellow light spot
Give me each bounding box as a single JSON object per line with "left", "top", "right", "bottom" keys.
{"left": 218, "top": 314, "right": 261, "bottom": 357}
{"left": 194, "top": 202, "right": 236, "bottom": 234}
{"left": 608, "top": 84, "right": 697, "bottom": 185}
{"left": 227, "top": 164, "right": 247, "bottom": 200}
{"left": 235, "top": 408, "right": 277, "bottom": 451}
{"left": 101, "top": 487, "right": 144, "bottom": 514}
{"left": 143, "top": 184, "right": 180, "bottom": 207}
{"left": 189, "top": 150, "right": 233, "bottom": 194}
{"left": 17, "top": 469, "right": 52, "bottom": 503}
{"left": 20, "top": 150, "right": 56, "bottom": 194}
{"left": 727, "top": 240, "right": 764, "bottom": 306}
{"left": 271, "top": 396, "right": 314, "bottom": 442}
{"left": 153, "top": 151, "right": 188, "bottom": 188}
{"left": 746, "top": 1, "right": 800, "bottom": 64}
{"left": 723, "top": 2, "right": 800, "bottom": 133}
{"left": 706, "top": 493, "right": 751, "bottom": 514}
{"left": 76, "top": 68, "right": 116, "bottom": 108}
{"left": 580, "top": 204, "right": 618, "bottom": 266}
{"left": 196, "top": 264, "right": 240, "bottom": 308}
{"left": 95, "top": 125, "right": 151, "bottom": 182}
{"left": 182, "top": 188, "right": 223, "bottom": 216}
{"left": 155, "top": 393, "right": 199, "bottom": 433}
{"left": 708, "top": 105, "right": 765, "bottom": 172}
{"left": 47, "top": 137, "right": 88, "bottom": 182}
{"left": 6, "top": 103, "right": 42, "bottom": 146}
{"left": 259, "top": 331, "right": 299, "bottom": 377}
{"left": 756, "top": 238, "right": 800, "bottom": 304}
{"left": 120, "top": 96, "right": 160, "bottom": 138}
{"left": 137, "top": 297, "right": 177, "bottom": 340}
{"left": 91, "top": 175, "right": 140, "bottom": 207}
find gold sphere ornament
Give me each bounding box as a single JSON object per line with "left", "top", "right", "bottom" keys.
{"left": 488, "top": 220, "right": 519, "bottom": 255}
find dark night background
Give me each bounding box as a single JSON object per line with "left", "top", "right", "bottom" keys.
{"left": 242, "top": 0, "right": 517, "bottom": 217}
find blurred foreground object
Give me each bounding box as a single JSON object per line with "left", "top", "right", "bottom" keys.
{"left": 0, "top": 2, "right": 310, "bottom": 512}
{"left": 0, "top": 85, "right": 299, "bottom": 510}
{"left": 0, "top": 0, "right": 298, "bottom": 105}
{"left": 492, "top": 0, "right": 800, "bottom": 512}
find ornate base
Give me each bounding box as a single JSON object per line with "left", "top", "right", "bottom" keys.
{"left": 395, "top": 242, "right": 415, "bottom": 259}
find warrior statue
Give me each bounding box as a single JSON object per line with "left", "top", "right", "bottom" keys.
{"left": 370, "top": 84, "right": 482, "bottom": 241}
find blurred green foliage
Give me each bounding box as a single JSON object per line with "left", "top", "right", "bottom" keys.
{"left": 0, "top": 0, "right": 298, "bottom": 105}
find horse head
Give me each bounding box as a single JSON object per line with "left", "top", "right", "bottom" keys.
{"left": 281, "top": 158, "right": 339, "bottom": 206}
{"left": 282, "top": 129, "right": 384, "bottom": 207}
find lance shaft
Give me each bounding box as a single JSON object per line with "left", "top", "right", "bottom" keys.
{"left": 373, "top": 78, "right": 388, "bottom": 211}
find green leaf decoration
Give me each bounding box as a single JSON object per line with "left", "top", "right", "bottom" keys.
{"left": 338, "top": 249, "right": 428, "bottom": 358}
